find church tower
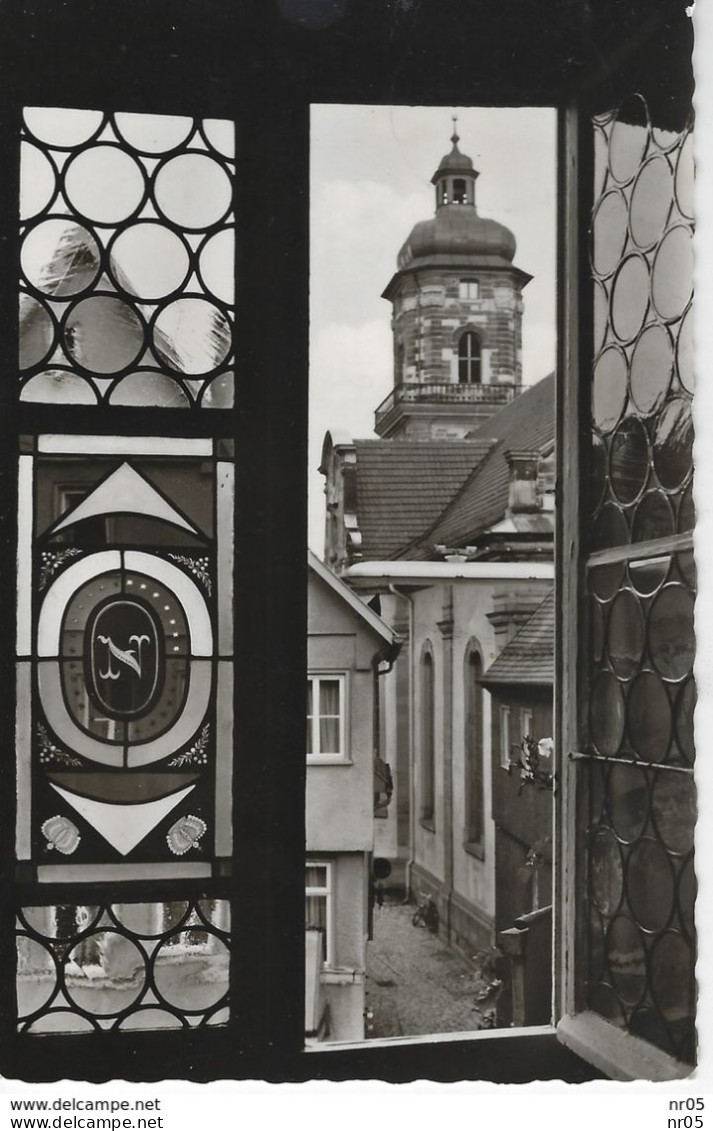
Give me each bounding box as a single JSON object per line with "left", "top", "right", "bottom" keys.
{"left": 375, "top": 124, "right": 532, "bottom": 439}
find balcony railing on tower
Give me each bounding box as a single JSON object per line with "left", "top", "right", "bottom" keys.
{"left": 374, "top": 381, "right": 521, "bottom": 433}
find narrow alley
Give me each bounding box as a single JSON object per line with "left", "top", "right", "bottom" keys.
{"left": 364, "top": 898, "right": 498, "bottom": 1040}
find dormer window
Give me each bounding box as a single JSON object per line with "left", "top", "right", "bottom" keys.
{"left": 459, "top": 278, "right": 479, "bottom": 300}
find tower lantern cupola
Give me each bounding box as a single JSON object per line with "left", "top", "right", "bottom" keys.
{"left": 432, "top": 119, "right": 479, "bottom": 209}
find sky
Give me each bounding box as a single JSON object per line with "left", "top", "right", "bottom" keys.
{"left": 309, "top": 104, "right": 557, "bottom": 552}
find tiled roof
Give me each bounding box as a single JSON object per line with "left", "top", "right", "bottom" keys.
{"left": 482, "top": 589, "right": 555, "bottom": 686}
{"left": 354, "top": 439, "right": 494, "bottom": 561}
{"left": 402, "top": 373, "right": 555, "bottom": 559}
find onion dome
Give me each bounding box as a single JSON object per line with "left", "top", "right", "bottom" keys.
{"left": 394, "top": 122, "right": 518, "bottom": 272}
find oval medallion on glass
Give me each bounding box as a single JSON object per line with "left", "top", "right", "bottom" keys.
{"left": 86, "top": 597, "right": 164, "bottom": 721}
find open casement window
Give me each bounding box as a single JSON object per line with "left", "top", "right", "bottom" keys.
{"left": 556, "top": 38, "right": 696, "bottom": 1080}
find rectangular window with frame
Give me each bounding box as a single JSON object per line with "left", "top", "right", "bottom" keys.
{"left": 306, "top": 675, "right": 346, "bottom": 761}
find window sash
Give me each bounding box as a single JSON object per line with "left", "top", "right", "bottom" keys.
{"left": 307, "top": 674, "right": 345, "bottom": 760}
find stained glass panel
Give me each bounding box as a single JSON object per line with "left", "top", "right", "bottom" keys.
{"left": 19, "top": 109, "right": 235, "bottom": 409}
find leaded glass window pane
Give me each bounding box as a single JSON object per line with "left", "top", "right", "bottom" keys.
{"left": 584, "top": 97, "right": 696, "bottom": 1064}
{"left": 19, "top": 109, "right": 235, "bottom": 409}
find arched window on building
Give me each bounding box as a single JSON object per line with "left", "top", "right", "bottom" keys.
{"left": 458, "top": 331, "right": 481, "bottom": 384}
{"left": 420, "top": 648, "right": 435, "bottom": 826}
{"left": 464, "top": 646, "right": 484, "bottom": 854}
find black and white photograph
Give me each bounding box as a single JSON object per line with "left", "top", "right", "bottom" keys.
{"left": 0, "top": 0, "right": 709, "bottom": 1118}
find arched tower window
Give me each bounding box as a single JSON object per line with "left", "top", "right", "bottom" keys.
{"left": 458, "top": 331, "right": 481, "bottom": 384}
{"left": 420, "top": 648, "right": 435, "bottom": 826}
{"left": 464, "top": 646, "right": 484, "bottom": 853}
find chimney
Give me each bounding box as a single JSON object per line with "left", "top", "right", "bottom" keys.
{"left": 505, "top": 450, "right": 539, "bottom": 513}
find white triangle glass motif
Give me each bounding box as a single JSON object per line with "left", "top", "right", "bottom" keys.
{"left": 51, "top": 462, "right": 200, "bottom": 536}
{"left": 50, "top": 783, "right": 196, "bottom": 856}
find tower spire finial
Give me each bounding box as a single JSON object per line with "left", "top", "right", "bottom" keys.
{"left": 451, "top": 114, "right": 459, "bottom": 148}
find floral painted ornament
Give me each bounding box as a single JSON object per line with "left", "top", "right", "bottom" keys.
{"left": 42, "top": 814, "right": 81, "bottom": 854}
{"left": 166, "top": 814, "right": 207, "bottom": 855}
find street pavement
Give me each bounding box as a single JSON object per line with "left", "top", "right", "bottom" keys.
{"left": 364, "top": 897, "right": 496, "bottom": 1039}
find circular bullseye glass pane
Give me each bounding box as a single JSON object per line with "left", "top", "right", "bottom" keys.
{"left": 22, "top": 219, "right": 102, "bottom": 297}
{"left": 609, "top": 763, "right": 649, "bottom": 843}
{"left": 198, "top": 229, "right": 234, "bottom": 304}
{"left": 594, "top": 279, "right": 608, "bottom": 355}
{"left": 650, "top": 933, "right": 695, "bottom": 1027}
{"left": 590, "top": 827, "right": 624, "bottom": 916}
{"left": 589, "top": 671, "right": 625, "bottom": 756}
{"left": 16, "top": 937, "right": 57, "bottom": 1016}
{"left": 678, "top": 483, "right": 695, "bottom": 534}
{"left": 153, "top": 934, "right": 229, "bottom": 1009}
{"left": 153, "top": 298, "right": 232, "bottom": 375}
{"left": 592, "top": 346, "right": 628, "bottom": 432}
{"left": 649, "top": 585, "right": 695, "bottom": 681}
{"left": 653, "top": 397, "right": 693, "bottom": 490}
{"left": 628, "top": 555, "right": 670, "bottom": 597}
{"left": 113, "top": 113, "right": 194, "bottom": 154}
{"left": 202, "top": 371, "right": 234, "bottom": 409}
{"left": 676, "top": 306, "right": 694, "bottom": 394}
{"left": 19, "top": 296, "right": 56, "bottom": 369}
{"left": 154, "top": 154, "right": 232, "bottom": 230}
{"left": 119, "top": 1009, "right": 184, "bottom": 1031}
{"left": 64, "top": 297, "right": 145, "bottom": 374}
{"left": 675, "top": 131, "right": 694, "bottom": 220}
{"left": 20, "top": 142, "right": 56, "bottom": 220}
{"left": 591, "top": 597, "right": 604, "bottom": 663}
{"left": 627, "top": 671, "right": 672, "bottom": 762}
{"left": 109, "top": 224, "right": 191, "bottom": 301}
{"left": 611, "top": 255, "right": 650, "bottom": 342}
{"left": 109, "top": 372, "right": 191, "bottom": 408}
{"left": 22, "top": 371, "right": 98, "bottom": 404}
{"left": 626, "top": 839, "right": 675, "bottom": 932}
{"left": 609, "top": 417, "right": 649, "bottom": 504}
{"left": 24, "top": 107, "right": 104, "bottom": 147}
{"left": 64, "top": 933, "right": 146, "bottom": 1015}
{"left": 590, "top": 432, "right": 607, "bottom": 513}
{"left": 607, "top": 589, "right": 644, "bottom": 678}
{"left": 630, "top": 155, "right": 673, "bottom": 248}
{"left": 676, "top": 678, "right": 696, "bottom": 763}
{"left": 632, "top": 491, "right": 674, "bottom": 543}
{"left": 64, "top": 146, "right": 145, "bottom": 224}
{"left": 652, "top": 226, "right": 693, "bottom": 322}
{"left": 592, "top": 502, "right": 628, "bottom": 553}
{"left": 609, "top": 95, "right": 649, "bottom": 184}
{"left": 630, "top": 323, "right": 673, "bottom": 415}
{"left": 607, "top": 916, "right": 647, "bottom": 1006}
{"left": 592, "top": 190, "right": 629, "bottom": 276}
{"left": 679, "top": 856, "right": 696, "bottom": 938}
{"left": 651, "top": 773, "right": 696, "bottom": 854}
{"left": 202, "top": 119, "right": 235, "bottom": 159}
